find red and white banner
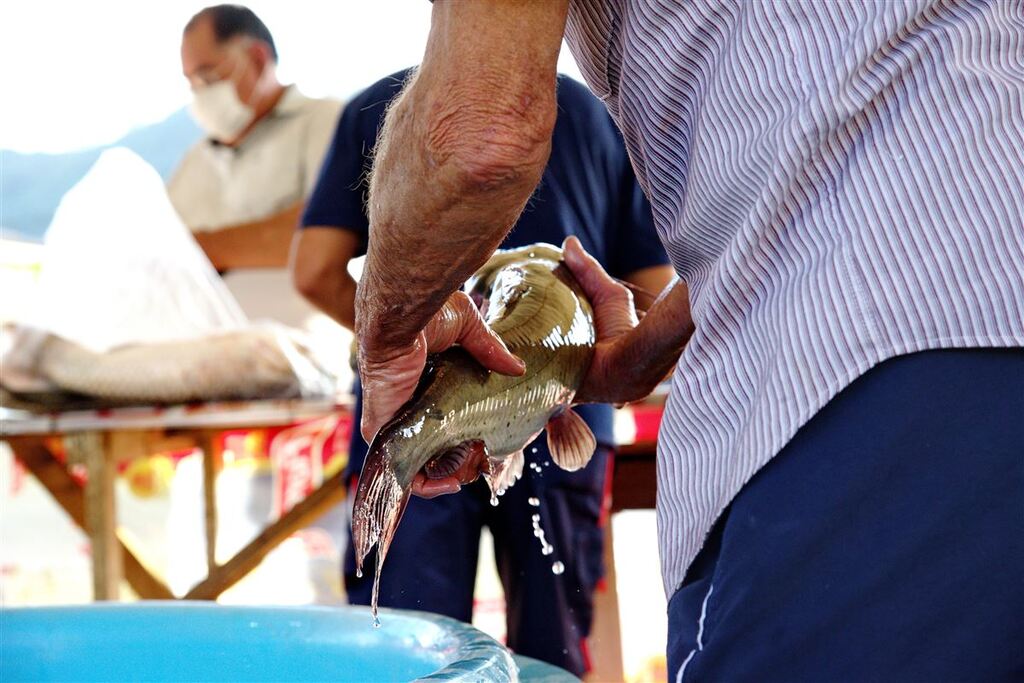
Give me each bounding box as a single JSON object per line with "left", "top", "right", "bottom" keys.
{"left": 269, "top": 414, "right": 351, "bottom": 519}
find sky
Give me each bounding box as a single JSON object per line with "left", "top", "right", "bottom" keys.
{"left": 0, "top": 0, "right": 584, "bottom": 154}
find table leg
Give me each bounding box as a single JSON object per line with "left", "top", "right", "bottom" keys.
{"left": 67, "top": 432, "right": 123, "bottom": 601}
{"left": 9, "top": 435, "right": 176, "bottom": 600}
{"left": 197, "top": 432, "right": 219, "bottom": 576}
{"left": 185, "top": 468, "right": 347, "bottom": 601}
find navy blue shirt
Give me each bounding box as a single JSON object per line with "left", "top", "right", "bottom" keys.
{"left": 303, "top": 68, "right": 668, "bottom": 454}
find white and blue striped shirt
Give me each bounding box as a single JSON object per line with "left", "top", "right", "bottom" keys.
{"left": 565, "top": 0, "right": 1024, "bottom": 595}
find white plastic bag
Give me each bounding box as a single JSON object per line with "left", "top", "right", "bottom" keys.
{"left": 29, "top": 147, "right": 247, "bottom": 351}
{"left": 3, "top": 149, "right": 336, "bottom": 404}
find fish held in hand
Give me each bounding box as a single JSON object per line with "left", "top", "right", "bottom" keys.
{"left": 352, "top": 244, "right": 598, "bottom": 620}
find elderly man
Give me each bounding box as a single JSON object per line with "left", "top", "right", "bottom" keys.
{"left": 169, "top": 4, "right": 339, "bottom": 326}
{"left": 357, "top": 2, "right": 1024, "bottom": 680}
{"left": 292, "top": 68, "right": 672, "bottom": 675}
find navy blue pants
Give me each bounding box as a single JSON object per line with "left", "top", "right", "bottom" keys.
{"left": 344, "top": 393, "right": 610, "bottom": 677}
{"left": 668, "top": 349, "right": 1024, "bottom": 682}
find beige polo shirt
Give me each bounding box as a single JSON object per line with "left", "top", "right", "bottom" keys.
{"left": 168, "top": 86, "right": 341, "bottom": 328}
{"left": 169, "top": 85, "right": 340, "bottom": 230}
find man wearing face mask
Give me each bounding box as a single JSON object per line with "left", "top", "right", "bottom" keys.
{"left": 168, "top": 4, "right": 340, "bottom": 326}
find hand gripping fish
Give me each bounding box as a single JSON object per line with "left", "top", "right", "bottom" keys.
{"left": 352, "top": 243, "right": 598, "bottom": 623}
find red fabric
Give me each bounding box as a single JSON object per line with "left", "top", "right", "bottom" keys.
{"left": 631, "top": 404, "right": 663, "bottom": 444}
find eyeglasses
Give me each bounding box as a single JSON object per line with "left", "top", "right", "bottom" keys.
{"left": 188, "top": 57, "right": 238, "bottom": 89}
{"left": 187, "top": 40, "right": 250, "bottom": 89}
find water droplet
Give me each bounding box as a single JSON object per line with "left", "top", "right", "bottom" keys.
{"left": 531, "top": 513, "right": 540, "bottom": 522}
{"left": 552, "top": 561, "right": 565, "bottom": 575}
{"left": 530, "top": 447, "right": 538, "bottom": 454}
{"left": 542, "top": 545, "right": 554, "bottom": 556}
{"left": 528, "top": 497, "right": 540, "bottom": 507}
{"left": 534, "top": 529, "right": 543, "bottom": 538}
{"left": 372, "top": 615, "right": 381, "bottom": 629}
{"left": 355, "top": 568, "right": 363, "bottom": 579}
{"left": 490, "top": 496, "right": 499, "bottom": 507}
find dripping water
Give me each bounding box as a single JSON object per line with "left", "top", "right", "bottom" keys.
{"left": 531, "top": 511, "right": 554, "bottom": 556}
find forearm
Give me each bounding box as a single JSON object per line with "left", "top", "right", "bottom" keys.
{"left": 619, "top": 279, "right": 693, "bottom": 395}
{"left": 301, "top": 273, "right": 356, "bottom": 330}
{"left": 356, "top": 0, "right": 568, "bottom": 352}
{"left": 624, "top": 264, "right": 676, "bottom": 312}
{"left": 290, "top": 227, "right": 361, "bottom": 330}
{"left": 194, "top": 201, "right": 302, "bottom": 270}
{"left": 576, "top": 276, "right": 693, "bottom": 405}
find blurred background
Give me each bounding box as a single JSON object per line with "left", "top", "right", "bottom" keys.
{"left": 0, "top": 2, "right": 667, "bottom": 681}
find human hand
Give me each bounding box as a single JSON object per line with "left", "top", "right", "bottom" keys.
{"left": 357, "top": 291, "right": 525, "bottom": 495}
{"left": 562, "top": 236, "right": 691, "bottom": 405}
{"left": 411, "top": 440, "right": 489, "bottom": 499}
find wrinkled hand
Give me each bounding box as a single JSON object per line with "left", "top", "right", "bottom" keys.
{"left": 358, "top": 291, "right": 525, "bottom": 496}
{"left": 562, "top": 236, "right": 690, "bottom": 405}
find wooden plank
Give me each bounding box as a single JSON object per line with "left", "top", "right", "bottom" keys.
{"left": 9, "top": 437, "right": 86, "bottom": 525}
{"left": 197, "top": 432, "right": 219, "bottom": 574}
{"left": 66, "top": 432, "right": 123, "bottom": 600}
{"left": 185, "top": 468, "right": 348, "bottom": 600}
{"left": 8, "top": 436, "right": 173, "bottom": 600}
{"left": 121, "top": 547, "right": 174, "bottom": 601}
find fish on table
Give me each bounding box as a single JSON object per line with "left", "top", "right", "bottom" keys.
{"left": 0, "top": 325, "right": 333, "bottom": 408}
{"left": 351, "top": 243, "right": 599, "bottom": 623}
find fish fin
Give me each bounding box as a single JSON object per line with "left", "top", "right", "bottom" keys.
{"left": 546, "top": 408, "right": 596, "bottom": 472}
{"left": 483, "top": 450, "right": 524, "bottom": 501}
{"left": 503, "top": 450, "right": 525, "bottom": 488}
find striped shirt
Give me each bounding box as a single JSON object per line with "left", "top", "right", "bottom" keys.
{"left": 564, "top": 0, "right": 1024, "bottom": 596}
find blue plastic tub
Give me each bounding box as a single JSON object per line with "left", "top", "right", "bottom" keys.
{"left": 0, "top": 602, "right": 577, "bottom": 682}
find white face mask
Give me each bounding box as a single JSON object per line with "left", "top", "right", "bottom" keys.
{"left": 190, "top": 79, "right": 254, "bottom": 142}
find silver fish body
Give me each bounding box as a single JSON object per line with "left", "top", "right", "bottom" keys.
{"left": 352, "top": 243, "right": 599, "bottom": 621}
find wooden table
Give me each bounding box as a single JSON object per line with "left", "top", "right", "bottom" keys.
{"left": 1, "top": 399, "right": 349, "bottom": 602}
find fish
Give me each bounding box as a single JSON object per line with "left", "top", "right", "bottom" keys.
{"left": 0, "top": 324, "right": 334, "bottom": 408}
{"left": 351, "top": 243, "right": 598, "bottom": 623}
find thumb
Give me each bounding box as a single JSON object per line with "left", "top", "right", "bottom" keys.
{"left": 358, "top": 332, "right": 427, "bottom": 442}
{"left": 425, "top": 291, "right": 526, "bottom": 376}
{"left": 562, "top": 236, "right": 638, "bottom": 339}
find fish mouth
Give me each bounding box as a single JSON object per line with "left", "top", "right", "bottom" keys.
{"left": 351, "top": 441, "right": 411, "bottom": 573}
{"left": 350, "top": 435, "right": 487, "bottom": 622}
{"left": 350, "top": 436, "right": 414, "bottom": 621}
{"left": 351, "top": 438, "right": 487, "bottom": 570}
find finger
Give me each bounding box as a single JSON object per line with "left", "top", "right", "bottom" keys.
{"left": 562, "top": 236, "right": 638, "bottom": 338}
{"left": 426, "top": 292, "right": 526, "bottom": 376}
{"left": 412, "top": 472, "right": 462, "bottom": 499}
{"left": 562, "top": 236, "right": 615, "bottom": 290}
{"left": 359, "top": 333, "right": 427, "bottom": 442}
